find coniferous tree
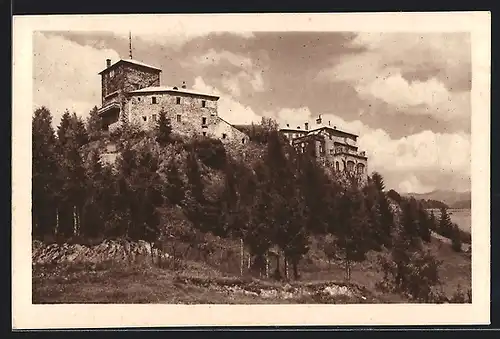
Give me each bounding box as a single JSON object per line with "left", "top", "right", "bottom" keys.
{"left": 438, "top": 207, "right": 453, "bottom": 238}
{"left": 163, "top": 159, "right": 185, "bottom": 206}
{"left": 417, "top": 203, "right": 432, "bottom": 243}
{"left": 400, "top": 198, "right": 422, "bottom": 249}
{"left": 32, "top": 107, "right": 60, "bottom": 237}
{"left": 336, "top": 185, "right": 371, "bottom": 282}
{"left": 56, "top": 111, "right": 88, "bottom": 237}
{"left": 371, "top": 172, "right": 386, "bottom": 193}
{"left": 81, "top": 150, "right": 115, "bottom": 237}
{"left": 86, "top": 106, "right": 102, "bottom": 141}
{"left": 363, "top": 178, "right": 384, "bottom": 251}
{"left": 367, "top": 172, "right": 394, "bottom": 248}
{"left": 429, "top": 210, "right": 437, "bottom": 231}
{"left": 156, "top": 110, "right": 172, "bottom": 146}
{"left": 183, "top": 147, "right": 222, "bottom": 234}
{"left": 451, "top": 224, "right": 463, "bottom": 252}
{"left": 113, "top": 144, "right": 163, "bottom": 241}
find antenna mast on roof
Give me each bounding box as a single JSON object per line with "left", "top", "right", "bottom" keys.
{"left": 129, "top": 31, "right": 133, "bottom": 59}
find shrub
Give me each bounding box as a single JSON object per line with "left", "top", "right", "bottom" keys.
{"left": 450, "top": 286, "right": 472, "bottom": 303}
{"left": 187, "top": 137, "right": 227, "bottom": 170}
{"left": 377, "top": 248, "right": 443, "bottom": 302}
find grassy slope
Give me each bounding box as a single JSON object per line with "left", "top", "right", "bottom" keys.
{"left": 33, "top": 234, "right": 470, "bottom": 304}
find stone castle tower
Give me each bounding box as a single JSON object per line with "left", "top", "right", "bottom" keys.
{"left": 96, "top": 34, "right": 249, "bottom": 145}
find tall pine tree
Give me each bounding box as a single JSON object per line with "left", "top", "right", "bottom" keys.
{"left": 32, "top": 107, "right": 60, "bottom": 237}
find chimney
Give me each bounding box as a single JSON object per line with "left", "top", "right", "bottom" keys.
{"left": 305, "top": 122, "right": 309, "bottom": 130}
{"left": 181, "top": 81, "right": 187, "bottom": 89}
{"left": 316, "top": 114, "right": 322, "bottom": 125}
{"left": 286, "top": 123, "right": 290, "bottom": 127}
{"left": 328, "top": 121, "right": 331, "bottom": 126}
{"left": 297, "top": 126, "right": 301, "bottom": 130}
{"left": 106, "top": 59, "right": 111, "bottom": 68}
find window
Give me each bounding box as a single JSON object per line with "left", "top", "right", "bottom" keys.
{"left": 142, "top": 116, "right": 147, "bottom": 122}
{"left": 109, "top": 69, "right": 115, "bottom": 77}
{"left": 222, "top": 133, "right": 227, "bottom": 139}
{"left": 137, "top": 97, "right": 141, "bottom": 102}
{"left": 347, "top": 161, "right": 355, "bottom": 172}
{"left": 202, "top": 117, "right": 207, "bottom": 125}
{"left": 335, "top": 161, "right": 340, "bottom": 171}
{"left": 202, "top": 132, "right": 207, "bottom": 137}
{"left": 176, "top": 114, "right": 181, "bottom": 123}
{"left": 152, "top": 96, "right": 157, "bottom": 104}
{"left": 152, "top": 114, "right": 157, "bottom": 121}
{"left": 176, "top": 97, "right": 181, "bottom": 105}
{"left": 202, "top": 100, "right": 206, "bottom": 108}
{"left": 242, "top": 138, "right": 245, "bottom": 144}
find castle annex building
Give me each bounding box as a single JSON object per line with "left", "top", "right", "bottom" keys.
{"left": 97, "top": 56, "right": 249, "bottom": 145}
{"left": 280, "top": 115, "right": 368, "bottom": 176}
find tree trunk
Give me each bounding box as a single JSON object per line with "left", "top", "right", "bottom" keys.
{"left": 77, "top": 207, "right": 81, "bottom": 236}
{"left": 275, "top": 255, "right": 280, "bottom": 280}
{"left": 240, "top": 238, "right": 244, "bottom": 276}
{"left": 284, "top": 256, "right": 288, "bottom": 280}
{"left": 73, "top": 205, "right": 77, "bottom": 236}
{"left": 55, "top": 207, "right": 59, "bottom": 235}
{"left": 265, "top": 253, "right": 269, "bottom": 278}
{"left": 293, "top": 260, "right": 299, "bottom": 280}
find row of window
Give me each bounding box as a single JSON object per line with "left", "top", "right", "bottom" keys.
{"left": 140, "top": 115, "right": 209, "bottom": 125}
{"left": 138, "top": 96, "right": 207, "bottom": 107}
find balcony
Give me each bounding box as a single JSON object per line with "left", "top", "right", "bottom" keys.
{"left": 333, "top": 147, "right": 367, "bottom": 159}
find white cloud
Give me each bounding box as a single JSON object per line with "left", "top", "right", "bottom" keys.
{"left": 185, "top": 49, "right": 266, "bottom": 97}
{"left": 192, "top": 77, "right": 262, "bottom": 125}
{"left": 124, "top": 30, "right": 254, "bottom": 50}
{"left": 192, "top": 48, "right": 253, "bottom": 69}
{"left": 250, "top": 71, "right": 264, "bottom": 92}
{"left": 398, "top": 174, "right": 434, "bottom": 194}
{"left": 33, "top": 32, "right": 120, "bottom": 127}
{"left": 317, "top": 32, "right": 471, "bottom": 123}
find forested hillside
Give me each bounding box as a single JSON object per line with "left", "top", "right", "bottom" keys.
{"left": 32, "top": 106, "right": 471, "bottom": 303}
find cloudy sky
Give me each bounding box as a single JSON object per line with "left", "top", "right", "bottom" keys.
{"left": 32, "top": 29, "right": 471, "bottom": 194}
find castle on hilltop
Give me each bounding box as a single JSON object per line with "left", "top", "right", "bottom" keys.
{"left": 96, "top": 36, "right": 367, "bottom": 174}
{"left": 96, "top": 46, "right": 249, "bottom": 146}
{"left": 279, "top": 115, "right": 368, "bottom": 176}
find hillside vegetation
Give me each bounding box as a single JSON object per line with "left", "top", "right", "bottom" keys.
{"left": 32, "top": 106, "right": 471, "bottom": 304}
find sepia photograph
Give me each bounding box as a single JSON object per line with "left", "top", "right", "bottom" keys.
{"left": 12, "top": 12, "right": 490, "bottom": 328}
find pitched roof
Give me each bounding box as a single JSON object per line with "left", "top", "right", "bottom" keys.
{"left": 128, "top": 86, "right": 220, "bottom": 99}
{"left": 307, "top": 125, "right": 359, "bottom": 139}
{"left": 98, "top": 58, "right": 162, "bottom": 74}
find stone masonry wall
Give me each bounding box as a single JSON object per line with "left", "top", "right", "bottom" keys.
{"left": 123, "top": 66, "right": 160, "bottom": 93}
{"left": 125, "top": 92, "right": 219, "bottom": 137}
{"left": 101, "top": 63, "right": 160, "bottom": 111}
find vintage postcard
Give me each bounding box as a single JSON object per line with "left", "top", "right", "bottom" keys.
{"left": 12, "top": 12, "right": 491, "bottom": 329}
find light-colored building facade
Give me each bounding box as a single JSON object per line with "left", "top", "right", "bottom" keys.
{"left": 97, "top": 57, "right": 249, "bottom": 146}
{"left": 280, "top": 115, "right": 368, "bottom": 176}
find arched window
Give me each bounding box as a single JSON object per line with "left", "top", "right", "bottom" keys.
{"left": 347, "top": 160, "right": 355, "bottom": 172}
{"left": 335, "top": 161, "right": 340, "bottom": 171}
{"left": 356, "top": 163, "right": 365, "bottom": 174}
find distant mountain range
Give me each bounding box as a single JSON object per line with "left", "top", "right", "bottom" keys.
{"left": 401, "top": 190, "right": 471, "bottom": 209}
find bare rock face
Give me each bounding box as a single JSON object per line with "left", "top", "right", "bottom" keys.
{"left": 32, "top": 239, "right": 170, "bottom": 265}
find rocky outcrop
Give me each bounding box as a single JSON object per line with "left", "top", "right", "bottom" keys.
{"left": 32, "top": 239, "right": 170, "bottom": 265}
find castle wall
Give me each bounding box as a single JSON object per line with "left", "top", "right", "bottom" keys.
{"left": 125, "top": 92, "right": 220, "bottom": 138}
{"left": 212, "top": 117, "right": 250, "bottom": 147}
